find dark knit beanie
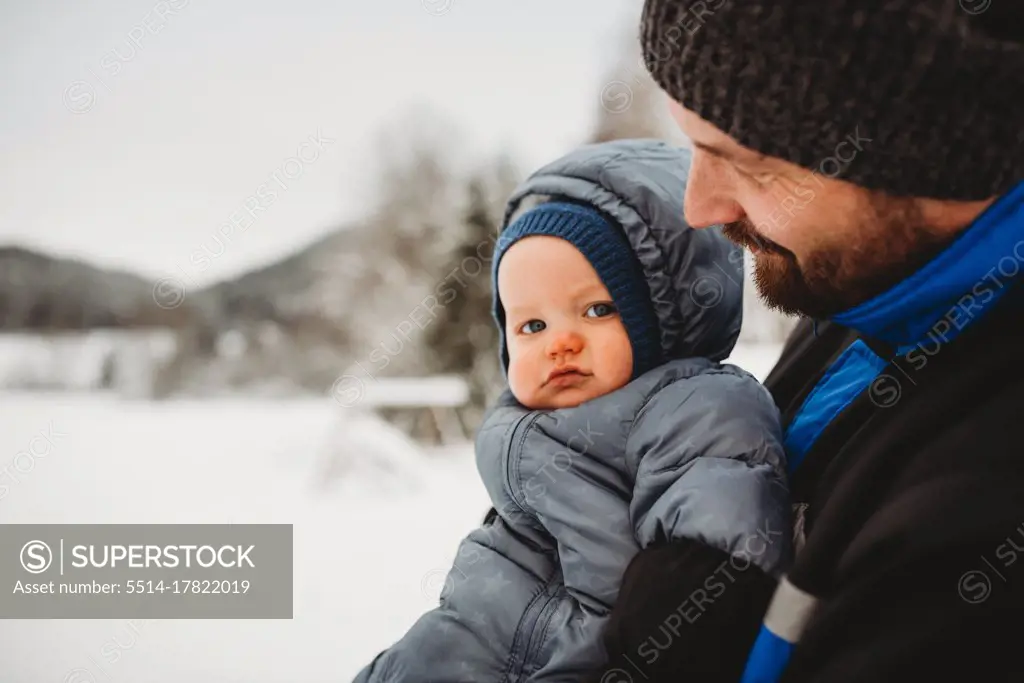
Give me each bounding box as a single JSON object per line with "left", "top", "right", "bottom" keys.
{"left": 639, "top": 0, "right": 1024, "bottom": 201}
{"left": 491, "top": 201, "right": 663, "bottom": 380}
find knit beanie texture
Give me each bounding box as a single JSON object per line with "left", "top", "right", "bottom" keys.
{"left": 491, "top": 201, "right": 663, "bottom": 380}
{"left": 639, "top": 0, "right": 1024, "bottom": 201}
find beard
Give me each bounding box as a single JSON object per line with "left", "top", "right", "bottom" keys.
{"left": 723, "top": 192, "right": 954, "bottom": 319}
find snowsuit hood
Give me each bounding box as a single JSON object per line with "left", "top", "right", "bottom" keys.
{"left": 498, "top": 138, "right": 745, "bottom": 365}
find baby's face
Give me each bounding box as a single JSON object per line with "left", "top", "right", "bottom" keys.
{"left": 498, "top": 235, "right": 633, "bottom": 410}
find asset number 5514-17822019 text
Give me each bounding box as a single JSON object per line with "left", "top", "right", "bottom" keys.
{"left": 125, "top": 579, "right": 250, "bottom": 594}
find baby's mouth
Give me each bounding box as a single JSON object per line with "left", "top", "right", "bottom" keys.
{"left": 544, "top": 366, "right": 592, "bottom": 387}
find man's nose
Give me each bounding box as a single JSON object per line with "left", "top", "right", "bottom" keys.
{"left": 683, "top": 151, "right": 745, "bottom": 228}
{"left": 547, "top": 330, "right": 584, "bottom": 359}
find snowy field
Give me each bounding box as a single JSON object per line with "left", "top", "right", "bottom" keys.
{"left": 0, "top": 344, "right": 782, "bottom": 683}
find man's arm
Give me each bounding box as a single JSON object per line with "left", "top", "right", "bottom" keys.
{"left": 781, "top": 471, "right": 1024, "bottom": 682}
{"left": 588, "top": 538, "right": 778, "bottom": 683}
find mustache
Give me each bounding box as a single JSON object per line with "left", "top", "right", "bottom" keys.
{"left": 722, "top": 219, "right": 790, "bottom": 256}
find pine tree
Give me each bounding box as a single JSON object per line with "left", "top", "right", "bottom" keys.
{"left": 423, "top": 152, "right": 521, "bottom": 428}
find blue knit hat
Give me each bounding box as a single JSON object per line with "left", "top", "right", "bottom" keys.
{"left": 491, "top": 201, "right": 662, "bottom": 380}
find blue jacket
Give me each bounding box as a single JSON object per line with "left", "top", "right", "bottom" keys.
{"left": 738, "top": 181, "right": 1024, "bottom": 683}
{"left": 354, "top": 140, "right": 792, "bottom": 682}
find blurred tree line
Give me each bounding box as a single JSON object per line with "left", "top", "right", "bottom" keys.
{"left": 0, "top": 8, "right": 795, "bottom": 440}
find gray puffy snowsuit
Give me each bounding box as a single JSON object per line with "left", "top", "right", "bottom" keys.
{"left": 353, "top": 140, "right": 791, "bottom": 682}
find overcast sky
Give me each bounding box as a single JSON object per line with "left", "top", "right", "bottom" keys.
{"left": 0, "top": 0, "right": 645, "bottom": 285}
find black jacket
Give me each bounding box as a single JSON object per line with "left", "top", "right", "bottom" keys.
{"left": 594, "top": 184, "right": 1024, "bottom": 682}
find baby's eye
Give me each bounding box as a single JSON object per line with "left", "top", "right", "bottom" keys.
{"left": 585, "top": 302, "right": 617, "bottom": 318}
{"left": 518, "top": 319, "right": 546, "bottom": 334}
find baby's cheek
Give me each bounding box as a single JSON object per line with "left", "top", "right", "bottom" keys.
{"left": 506, "top": 354, "right": 542, "bottom": 409}
{"left": 603, "top": 328, "right": 634, "bottom": 383}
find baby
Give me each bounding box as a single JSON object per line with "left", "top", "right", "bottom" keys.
{"left": 353, "top": 139, "right": 791, "bottom": 682}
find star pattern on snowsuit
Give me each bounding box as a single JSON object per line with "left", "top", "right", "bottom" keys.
{"left": 480, "top": 571, "right": 512, "bottom": 598}
{"left": 465, "top": 609, "right": 490, "bottom": 631}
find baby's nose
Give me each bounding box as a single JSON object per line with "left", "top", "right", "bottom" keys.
{"left": 547, "top": 330, "right": 584, "bottom": 358}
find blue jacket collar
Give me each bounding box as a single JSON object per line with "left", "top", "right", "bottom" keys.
{"left": 832, "top": 181, "right": 1024, "bottom": 349}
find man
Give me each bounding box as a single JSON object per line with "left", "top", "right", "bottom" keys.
{"left": 592, "top": 1, "right": 1024, "bottom": 681}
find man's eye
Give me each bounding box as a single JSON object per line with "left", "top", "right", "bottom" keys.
{"left": 518, "top": 320, "right": 546, "bottom": 334}
{"left": 585, "top": 302, "right": 617, "bottom": 318}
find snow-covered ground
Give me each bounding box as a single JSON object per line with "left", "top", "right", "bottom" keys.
{"left": 0, "top": 343, "right": 781, "bottom": 683}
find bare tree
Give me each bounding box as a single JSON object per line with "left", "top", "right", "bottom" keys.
{"left": 587, "top": 17, "right": 685, "bottom": 146}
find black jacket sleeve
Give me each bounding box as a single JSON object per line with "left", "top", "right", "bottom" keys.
{"left": 584, "top": 538, "right": 777, "bottom": 683}
{"left": 779, "top": 471, "right": 1024, "bottom": 683}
